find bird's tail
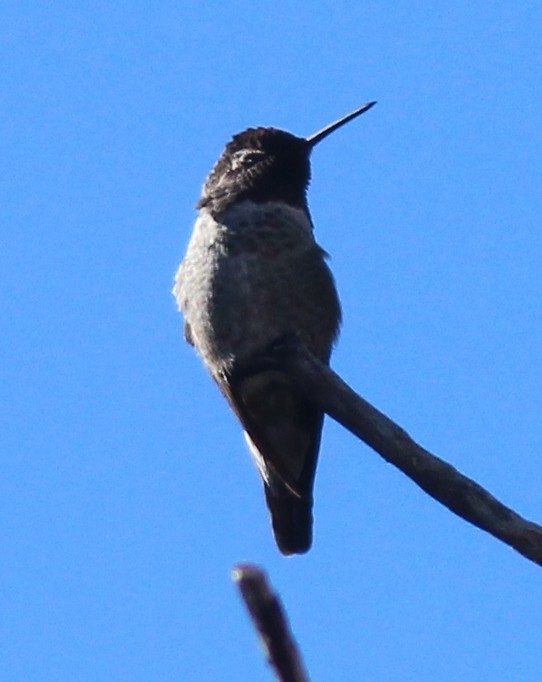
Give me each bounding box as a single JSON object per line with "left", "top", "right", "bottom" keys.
{"left": 220, "top": 364, "right": 323, "bottom": 555}
{"left": 264, "top": 478, "right": 313, "bottom": 555}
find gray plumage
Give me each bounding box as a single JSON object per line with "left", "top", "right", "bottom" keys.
{"left": 173, "top": 103, "right": 375, "bottom": 554}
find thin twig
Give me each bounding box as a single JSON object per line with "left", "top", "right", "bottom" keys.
{"left": 233, "top": 564, "right": 310, "bottom": 682}
{"left": 270, "top": 337, "right": 542, "bottom": 567}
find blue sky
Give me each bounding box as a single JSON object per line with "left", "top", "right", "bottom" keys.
{"left": 2, "top": 2, "right": 542, "bottom": 680}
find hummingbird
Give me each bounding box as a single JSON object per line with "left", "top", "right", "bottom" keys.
{"left": 173, "top": 101, "right": 376, "bottom": 555}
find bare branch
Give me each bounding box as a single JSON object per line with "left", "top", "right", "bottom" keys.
{"left": 270, "top": 337, "right": 542, "bottom": 567}
{"left": 233, "top": 564, "right": 310, "bottom": 682}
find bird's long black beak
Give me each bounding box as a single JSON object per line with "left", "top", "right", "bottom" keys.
{"left": 306, "top": 101, "right": 377, "bottom": 148}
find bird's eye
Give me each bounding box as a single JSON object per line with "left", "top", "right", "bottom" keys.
{"left": 231, "top": 149, "right": 266, "bottom": 169}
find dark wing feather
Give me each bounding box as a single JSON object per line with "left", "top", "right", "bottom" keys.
{"left": 214, "top": 361, "right": 324, "bottom": 554}
{"left": 215, "top": 364, "right": 323, "bottom": 498}
{"left": 183, "top": 321, "right": 194, "bottom": 347}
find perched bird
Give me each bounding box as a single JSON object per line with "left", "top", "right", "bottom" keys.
{"left": 173, "top": 102, "right": 376, "bottom": 554}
